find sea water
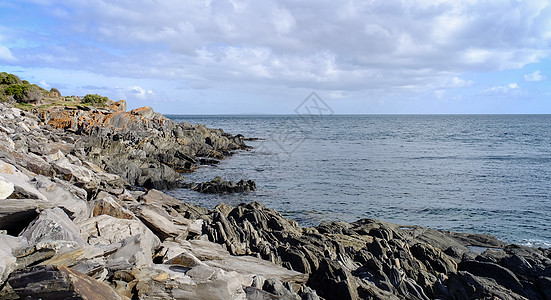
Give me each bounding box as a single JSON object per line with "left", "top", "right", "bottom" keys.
{"left": 165, "top": 115, "right": 551, "bottom": 247}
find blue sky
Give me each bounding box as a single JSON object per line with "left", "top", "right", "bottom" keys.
{"left": 1, "top": 0, "right": 550, "bottom": 114}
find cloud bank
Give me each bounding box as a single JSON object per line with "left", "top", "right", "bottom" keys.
{"left": 1, "top": 0, "right": 551, "bottom": 112}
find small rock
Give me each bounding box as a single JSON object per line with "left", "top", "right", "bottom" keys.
{"left": 0, "top": 176, "right": 14, "bottom": 199}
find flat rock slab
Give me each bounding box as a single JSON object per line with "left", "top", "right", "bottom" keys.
{"left": 183, "top": 239, "right": 308, "bottom": 285}
{"left": 8, "top": 265, "right": 123, "bottom": 300}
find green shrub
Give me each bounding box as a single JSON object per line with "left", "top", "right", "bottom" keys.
{"left": 0, "top": 73, "right": 22, "bottom": 85}
{"left": 4, "top": 84, "right": 26, "bottom": 100}
{"left": 82, "top": 94, "right": 109, "bottom": 105}
{"left": 4, "top": 84, "right": 43, "bottom": 103}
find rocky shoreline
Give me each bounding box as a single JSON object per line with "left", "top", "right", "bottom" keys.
{"left": 1, "top": 101, "right": 550, "bottom": 299}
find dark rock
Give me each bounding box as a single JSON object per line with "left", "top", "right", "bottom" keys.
{"left": 0, "top": 199, "right": 50, "bottom": 235}
{"left": 191, "top": 176, "right": 256, "bottom": 194}
{"left": 308, "top": 258, "right": 359, "bottom": 300}
{"left": 410, "top": 242, "right": 457, "bottom": 274}
{"left": 7, "top": 265, "right": 123, "bottom": 299}
{"left": 458, "top": 260, "right": 528, "bottom": 297}
{"left": 262, "top": 278, "right": 300, "bottom": 299}
{"left": 536, "top": 277, "right": 551, "bottom": 300}
{"left": 448, "top": 271, "right": 528, "bottom": 300}
{"left": 243, "top": 286, "right": 280, "bottom": 299}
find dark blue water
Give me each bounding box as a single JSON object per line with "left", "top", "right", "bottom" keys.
{"left": 166, "top": 115, "right": 551, "bottom": 247}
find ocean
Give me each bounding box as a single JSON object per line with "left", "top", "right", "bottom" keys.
{"left": 165, "top": 114, "right": 551, "bottom": 248}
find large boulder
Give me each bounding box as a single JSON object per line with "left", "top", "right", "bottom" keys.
{"left": 19, "top": 207, "right": 85, "bottom": 247}
{"left": 79, "top": 214, "right": 160, "bottom": 266}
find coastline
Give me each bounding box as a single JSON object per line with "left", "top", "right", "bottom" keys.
{"left": 1, "top": 101, "right": 550, "bottom": 299}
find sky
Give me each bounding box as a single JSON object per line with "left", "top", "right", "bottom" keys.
{"left": 1, "top": 0, "right": 550, "bottom": 114}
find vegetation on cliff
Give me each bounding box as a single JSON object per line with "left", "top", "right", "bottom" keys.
{"left": 0, "top": 72, "right": 114, "bottom": 111}
{"left": 0, "top": 72, "right": 47, "bottom": 105}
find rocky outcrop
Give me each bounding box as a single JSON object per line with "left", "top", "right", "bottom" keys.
{"left": 204, "top": 202, "right": 551, "bottom": 299}
{"left": 36, "top": 102, "right": 249, "bottom": 189}
{"left": 191, "top": 176, "right": 257, "bottom": 194}
{"left": 0, "top": 102, "right": 314, "bottom": 299}
{"left": 1, "top": 101, "right": 550, "bottom": 299}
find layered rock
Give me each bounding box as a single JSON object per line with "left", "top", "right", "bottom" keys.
{"left": 0, "top": 102, "right": 312, "bottom": 299}
{"left": 204, "top": 202, "right": 551, "bottom": 299}
{"left": 191, "top": 176, "right": 257, "bottom": 194}
{"left": 36, "top": 102, "right": 249, "bottom": 189}
{"left": 1, "top": 101, "right": 550, "bottom": 299}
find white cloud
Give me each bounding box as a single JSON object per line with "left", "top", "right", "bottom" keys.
{"left": 39, "top": 80, "right": 50, "bottom": 89}
{"left": 483, "top": 83, "right": 521, "bottom": 94}
{"left": 126, "top": 86, "right": 154, "bottom": 100}
{"left": 524, "top": 70, "right": 546, "bottom": 82}
{"left": 0, "top": 44, "right": 15, "bottom": 61}
{"left": 113, "top": 86, "right": 156, "bottom": 102}
{"left": 446, "top": 77, "right": 474, "bottom": 88}
{"left": 3, "top": 0, "right": 551, "bottom": 102}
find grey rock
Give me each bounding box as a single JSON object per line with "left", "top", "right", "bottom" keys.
{"left": 458, "top": 259, "right": 528, "bottom": 297}
{"left": 307, "top": 258, "right": 359, "bottom": 300}
{"left": 133, "top": 205, "right": 181, "bottom": 241}
{"left": 262, "top": 278, "right": 300, "bottom": 299}
{"left": 79, "top": 214, "right": 160, "bottom": 266}
{"left": 0, "top": 234, "right": 28, "bottom": 285}
{"left": 19, "top": 207, "right": 85, "bottom": 247}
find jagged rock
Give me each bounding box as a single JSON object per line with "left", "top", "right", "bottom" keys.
{"left": 308, "top": 258, "right": 359, "bottom": 300}
{"left": 133, "top": 205, "right": 181, "bottom": 240}
{"left": 262, "top": 278, "right": 301, "bottom": 299}
{"left": 7, "top": 265, "right": 123, "bottom": 299}
{"left": 215, "top": 203, "right": 234, "bottom": 217}
{"left": 90, "top": 195, "right": 135, "bottom": 220}
{"left": 0, "top": 160, "right": 47, "bottom": 201}
{"left": 31, "top": 175, "right": 90, "bottom": 222}
{"left": 191, "top": 176, "right": 256, "bottom": 194}
{"left": 180, "top": 239, "right": 308, "bottom": 285}
{"left": 19, "top": 207, "right": 85, "bottom": 247}
{"left": 132, "top": 264, "right": 247, "bottom": 300}
{"left": 458, "top": 260, "right": 529, "bottom": 297}
{"left": 410, "top": 242, "right": 457, "bottom": 274}
{"left": 448, "top": 271, "right": 528, "bottom": 300}
{"left": 37, "top": 105, "right": 248, "bottom": 189}
{"left": 78, "top": 214, "right": 160, "bottom": 266}
{"left": 138, "top": 188, "right": 210, "bottom": 220}
{"left": 0, "top": 199, "right": 54, "bottom": 234}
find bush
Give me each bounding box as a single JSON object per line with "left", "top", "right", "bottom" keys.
{"left": 82, "top": 94, "right": 109, "bottom": 105}
{"left": 0, "top": 73, "right": 22, "bottom": 85}
{"left": 4, "top": 84, "right": 26, "bottom": 100}
{"left": 4, "top": 84, "right": 43, "bottom": 103}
